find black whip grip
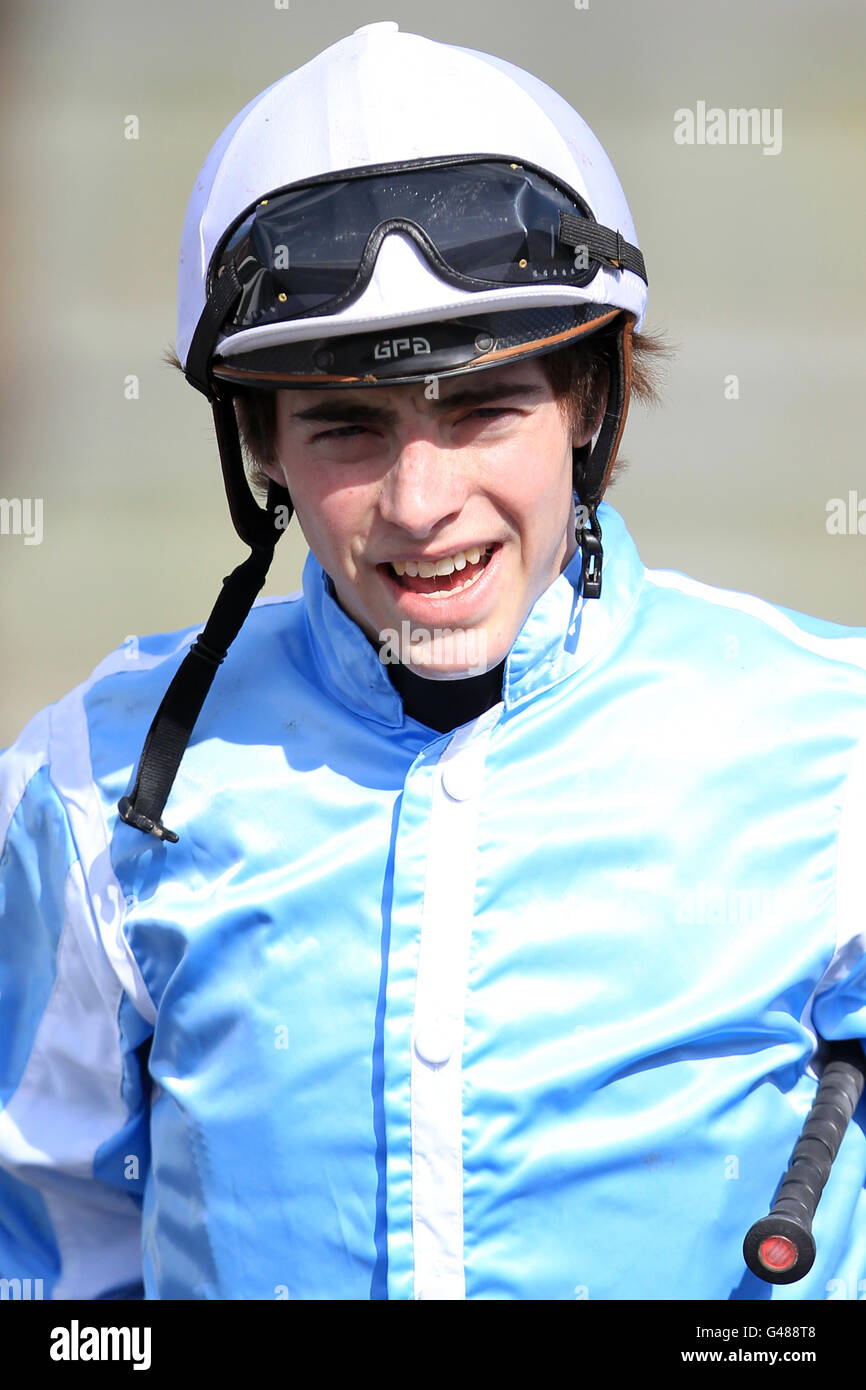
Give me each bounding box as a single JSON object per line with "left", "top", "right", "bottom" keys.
{"left": 743, "top": 1040, "right": 866, "bottom": 1284}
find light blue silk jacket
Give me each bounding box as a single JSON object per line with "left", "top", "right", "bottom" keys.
{"left": 2, "top": 502, "right": 865, "bottom": 1301}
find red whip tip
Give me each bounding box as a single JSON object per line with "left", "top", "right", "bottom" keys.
{"left": 758, "top": 1235, "right": 799, "bottom": 1272}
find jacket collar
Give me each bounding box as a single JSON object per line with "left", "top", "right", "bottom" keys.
{"left": 302, "top": 501, "right": 645, "bottom": 729}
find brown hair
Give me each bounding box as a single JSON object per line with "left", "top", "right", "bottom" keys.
{"left": 534, "top": 324, "right": 672, "bottom": 490}
{"left": 168, "top": 323, "right": 672, "bottom": 496}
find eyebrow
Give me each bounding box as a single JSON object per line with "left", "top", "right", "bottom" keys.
{"left": 288, "top": 380, "right": 547, "bottom": 426}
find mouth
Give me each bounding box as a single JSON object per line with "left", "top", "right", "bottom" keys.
{"left": 380, "top": 543, "right": 499, "bottom": 599}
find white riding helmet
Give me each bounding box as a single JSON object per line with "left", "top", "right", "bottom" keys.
{"left": 179, "top": 21, "right": 647, "bottom": 543}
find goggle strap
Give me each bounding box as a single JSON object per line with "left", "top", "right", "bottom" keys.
{"left": 185, "top": 258, "right": 245, "bottom": 399}
{"left": 559, "top": 214, "right": 647, "bottom": 282}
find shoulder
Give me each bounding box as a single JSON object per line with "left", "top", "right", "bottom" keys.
{"left": 599, "top": 503, "right": 866, "bottom": 690}
{"left": 636, "top": 563, "right": 866, "bottom": 686}
{"left": 1, "top": 590, "right": 309, "bottom": 821}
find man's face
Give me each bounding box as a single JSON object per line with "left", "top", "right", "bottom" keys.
{"left": 266, "top": 357, "right": 593, "bottom": 678}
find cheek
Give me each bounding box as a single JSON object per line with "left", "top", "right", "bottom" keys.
{"left": 494, "top": 427, "right": 573, "bottom": 533}
{"left": 286, "top": 471, "right": 373, "bottom": 568}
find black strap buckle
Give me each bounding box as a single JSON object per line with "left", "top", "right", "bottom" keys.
{"left": 117, "top": 796, "right": 179, "bottom": 844}
{"left": 577, "top": 504, "right": 603, "bottom": 600}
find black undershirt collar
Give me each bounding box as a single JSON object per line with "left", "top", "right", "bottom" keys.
{"left": 385, "top": 659, "right": 506, "bottom": 734}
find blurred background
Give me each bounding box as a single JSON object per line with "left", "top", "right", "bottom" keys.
{"left": 2, "top": 0, "right": 864, "bottom": 746}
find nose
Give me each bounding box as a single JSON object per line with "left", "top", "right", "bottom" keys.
{"left": 377, "top": 435, "right": 467, "bottom": 539}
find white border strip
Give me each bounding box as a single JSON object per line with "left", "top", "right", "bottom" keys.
{"left": 645, "top": 570, "right": 866, "bottom": 669}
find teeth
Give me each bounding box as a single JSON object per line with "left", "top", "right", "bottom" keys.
{"left": 390, "top": 545, "right": 490, "bottom": 579}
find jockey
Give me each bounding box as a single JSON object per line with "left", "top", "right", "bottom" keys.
{"left": 1, "top": 22, "right": 864, "bottom": 1302}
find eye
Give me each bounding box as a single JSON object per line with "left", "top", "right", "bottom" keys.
{"left": 465, "top": 407, "right": 511, "bottom": 421}
{"left": 314, "top": 424, "right": 371, "bottom": 440}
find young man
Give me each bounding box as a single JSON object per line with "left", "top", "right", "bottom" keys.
{"left": 1, "top": 23, "right": 864, "bottom": 1303}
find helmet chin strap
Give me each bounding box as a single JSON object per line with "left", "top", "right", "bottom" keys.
{"left": 117, "top": 462, "right": 287, "bottom": 843}
{"left": 213, "top": 393, "right": 293, "bottom": 548}
{"left": 572, "top": 442, "right": 603, "bottom": 600}
{"left": 572, "top": 311, "right": 635, "bottom": 600}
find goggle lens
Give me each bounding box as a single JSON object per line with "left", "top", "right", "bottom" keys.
{"left": 216, "top": 160, "right": 597, "bottom": 327}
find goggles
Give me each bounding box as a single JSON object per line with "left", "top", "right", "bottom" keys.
{"left": 187, "top": 156, "right": 646, "bottom": 392}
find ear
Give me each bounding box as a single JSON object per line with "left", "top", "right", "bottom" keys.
{"left": 572, "top": 397, "right": 607, "bottom": 450}
{"left": 260, "top": 456, "right": 287, "bottom": 486}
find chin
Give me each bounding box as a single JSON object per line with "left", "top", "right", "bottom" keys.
{"left": 399, "top": 627, "right": 495, "bottom": 681}
{"left": 410, "top": 661, "right": 490, "bottom": 682}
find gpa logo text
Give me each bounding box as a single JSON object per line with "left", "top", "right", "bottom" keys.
{"left": 373, "top": 336, "right": 431, "bottom": 360}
